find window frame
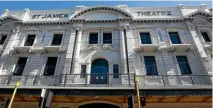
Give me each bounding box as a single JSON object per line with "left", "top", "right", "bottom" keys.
{"left": 143, "top": 55, "right": 159, "bottom": 75}
{"left": 0, "top": 35, "right": 7, "bottom": 45}
{"left": 43, "top": 57, "right": 58, "bottom": 76}
{"left": 13, "top": 57, "right": 28, "bottom": 76}
{"left": 168, "top": 32, "right": 182, "bottom": 44}
{"left": 113, "top": 64, "right": 119, "bottom": 78}
{"left": 200, "top": 31, "right": 211, "bottom": 42}
{"left": 175, "top": 56, "right": 192, "bottom": 75}
{"left": 24, "top": 34, "right": 36, "bottom": 46}
{"left": 140, "top": 32, "right": 152, "bottom": 44}
{"left": 80, "top": 65, "right": 87, "bottom": 78}
{"left": 89, "top": 32, "right": 99, "bottom": 44}
{"left": 103, "top": 32, "right": 112, "bottom": 44}
{"left": 51, "top": 33, "right": 63, "bottom": 46}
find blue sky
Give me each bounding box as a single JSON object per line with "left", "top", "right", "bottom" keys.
{"left": 0, "top": 1, "right": 212, "bottom": 14}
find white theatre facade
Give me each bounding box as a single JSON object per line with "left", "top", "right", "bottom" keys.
{"left": 0, "top": 4, "right": 212, "bottom": 108}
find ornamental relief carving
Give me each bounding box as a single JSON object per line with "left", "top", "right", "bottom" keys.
{"left": 120, "top": 58, "right": 126, "bottom": 63}
{"left": 81, "top": 44, "right": 119, "bottom": 52}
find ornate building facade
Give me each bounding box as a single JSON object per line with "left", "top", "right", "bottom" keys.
{"left": 0, "top": 4, "right": 212, "bottom": 108}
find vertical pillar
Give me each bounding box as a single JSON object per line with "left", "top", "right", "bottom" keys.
{"left": 186, "top": 21, "right": 211, "bottom": 74}
{"left": 119, "top": 27, "right": 127, "bottom": 74}
{"left": 73, "top": 27, "right": 82, "bottom": 74}
{"left": 186, "top": 21, "right": 208, "bottom": 58}
{"left": 63, "top": 28, "right": 75, "bottom": 74}
{"left": 0, "top": 25, "right": 21, "bottom": 75}
{"left": 86, "top": 63, "right": 91, "bottom": 84}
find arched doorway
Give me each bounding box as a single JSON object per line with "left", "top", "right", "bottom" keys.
{"left": 91, "top": 59, "right": 108, "bottom": 84}
{"left": 79, "top": 103, "right": 119, "bottom": 108}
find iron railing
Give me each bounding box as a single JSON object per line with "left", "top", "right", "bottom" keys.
{"left": 0, "top": 74, "right": 212, "bottom": 87}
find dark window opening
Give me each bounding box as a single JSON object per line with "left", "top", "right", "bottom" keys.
{"left": 176, "top": 56, "right": 192, "bottom": 75}
{"left": 140, "top": 33, "right": 152, "bottom": 44}
{"left": 144, "top": 56, "right": 158, "bottom": 75}
{"left": 201, "top": 32, "right": 211, "bottom": 42}
{"left": 89, "top": 33, "right": 98, "bottom": 44}
{"left": 24, "top": 35, "right": 36, "bottom": 46}
{"left": 113, "top": 64, "right": 119, "bottom": 78}
{"left": 103, "top": 33, "right": 112, "bottom": 44}
{"left": 13, "top": 57, "right": 28, "bottom": 75}
{"left": 80, "top": 65, "right": 87, "bottom": 78}
{"left": 0, "top": 35, "right": 7, "bottom": 45}
{"left": 169, "top": 32, "right": 181, "bottom": 44}
{"left": 44, "top": 57, "right": 57, "bottom": 76}
{"left": 52, "top": 34, "right": 63, "bottom": 45}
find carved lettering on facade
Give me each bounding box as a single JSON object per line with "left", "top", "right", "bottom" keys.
{"left": 137, "top": 11, "right": 172, "bottom": 16}
{"left": 31, "top": 14, "right": 69, "bottom": 19}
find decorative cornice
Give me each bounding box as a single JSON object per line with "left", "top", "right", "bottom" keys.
{"left": 0, "top": 18, "right": 210, "bottom": 26}
{"left": 132, "top": 19, "right": 184, "bottom": 23}
{"left": 23, "top": 21, "right": 70, "bottom": 26}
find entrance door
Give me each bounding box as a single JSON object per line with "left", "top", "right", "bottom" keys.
{"left": 79, "top": 103, "right": 119, "bottom": 108}
{"left": 90, "top": 59, "right": 108, "bottom": 84}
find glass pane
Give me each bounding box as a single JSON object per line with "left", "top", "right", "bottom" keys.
{"left": 140, "top": 33, "right": 152, "bottom": 44}
{"left": 176, "top": 56, "right": 192, "bottom": 75}
{"left": 103, "top": 33, "right": 112, "bottom": 44}
{"left": 14, "top": 57, "right": 28, "bottom": 75}
{"left": 44, "top": 66, "right": 56, "bottom": 76}
{"left": 144, "top": 56, "right": 158, "bottom": 75}
{"left": 89, "top": 33, "right": 98, "bottom": 44}
{"left": 24, "top": 35, "right": 36, "bottom": 46}
{"left": 201, "top": 32, "right": 211, "bottom": 42}
{"left": 169, "top": 32, "right": 181, "bottom": 44}
{"left": 52, "top": 34, "right": 62, "bottom": 45}
{"left": 44, "top": 57, "right": 57, "bottom": 75}
{"left": 113, "top": 64, "right": 119, "bottom": 78}
{"left": 81, "top": 65, "right": 87, "bottom": 78}
{"left": 0, "top": 35, "right": 7, "bottom": 45}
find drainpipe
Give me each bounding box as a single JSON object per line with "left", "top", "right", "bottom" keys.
{"left": 70, "top": 30, "right": 78, "bottom": 74}
{"left": 123, "top": 29, "right": 131, "bottom": 85}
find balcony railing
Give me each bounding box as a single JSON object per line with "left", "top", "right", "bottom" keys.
{"left": 0, "top": 74, "right": 212, "bottom": 87}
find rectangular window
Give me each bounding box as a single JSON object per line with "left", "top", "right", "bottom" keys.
{"left": 0, "top": 35, "right": 7, "bottom": 45}
{"left": 80, "top": 65, "right": 87, "bottom": 78}
{"left": 140, "top": 32, "right": 152, "bottom": 44}
{"left": 113, "top": 64, "right": 119, "bottom": 78}
{"left": 44, "top": 57, "right": 58, "bottom": 76}
{"left": 144, "top": 56, "right": 158, "bottom": 75}
{"left": 201, "top": 32, "right": 211, "bottom": 42}
{"left": 24, "top": 35, "right": 36, "bottom": 46}
{"left": 169, "top": 32, "right": 181, "bottom": 44}
{"left": 176, "top": 56, "right": 192, "bottom": 75}
{"left": 103, "top": 33, "right": 112, "bottom": 44}
{"left": 13, "top": 57, "right": 28, "bottom": 75}
{"left": 89, "top": 33, "right": 98, "bottom": 44}
{"left": 52, "top": 34, "right": 63, "bottom": 45}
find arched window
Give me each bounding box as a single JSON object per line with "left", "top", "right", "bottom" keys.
{"left": 91, "top": 59, "right": 108, "bottom": 84}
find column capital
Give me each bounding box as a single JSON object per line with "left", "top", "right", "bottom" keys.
{"left": 119, "top": 26, "right": 130, "bottom": 30}
{"left": 72, "top": 27, "right": 83, "bottom": 31}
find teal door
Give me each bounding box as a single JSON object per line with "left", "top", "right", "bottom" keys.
{"left": 91, "top": 59, "right": 108, "bottom": 84}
